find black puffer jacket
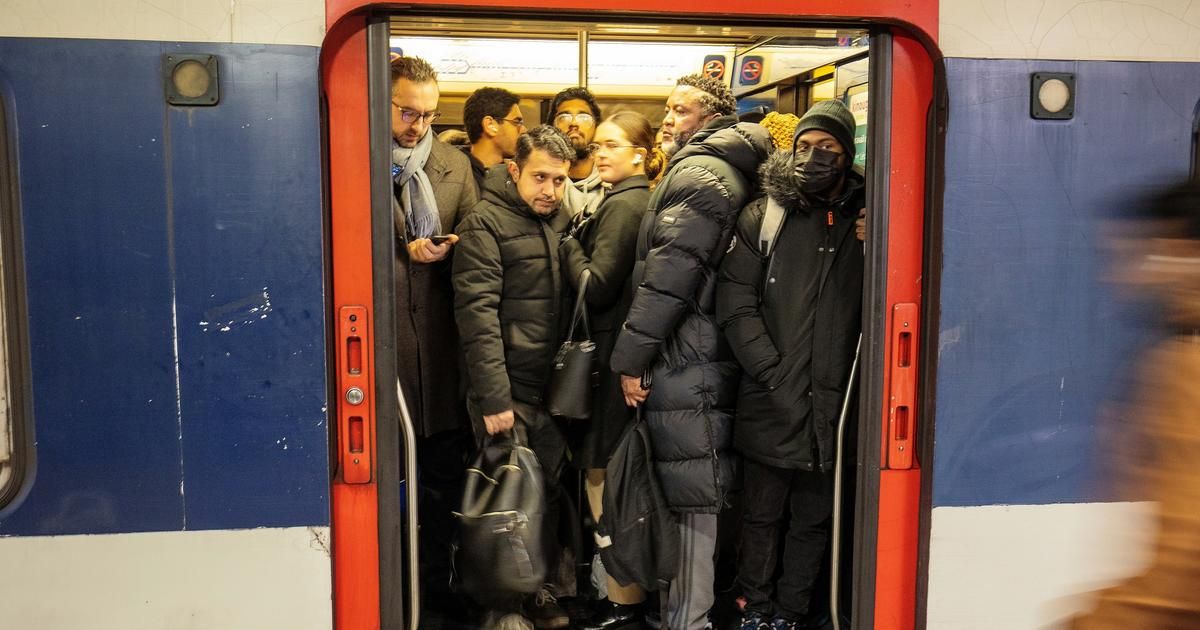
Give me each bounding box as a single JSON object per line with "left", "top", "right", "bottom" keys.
{"left": 453, "top": 166, "right": 572, "bottom": 416}
{"left": 610, "top": 117, "right": 772, "bottom": 512}
{"left": 716, "top": 150, "right": 864, "bottom": 471}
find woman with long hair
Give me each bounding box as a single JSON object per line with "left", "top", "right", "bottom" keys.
{"left": 559, "top": 110, "right": 662, "bottom": 630}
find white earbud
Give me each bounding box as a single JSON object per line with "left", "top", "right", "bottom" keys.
{"left": 633, "top": 156, "right": 643, "bottom": 164}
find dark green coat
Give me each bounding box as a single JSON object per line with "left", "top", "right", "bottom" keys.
{"left": 453, "top": 166, "right": 572, "bottom": 416}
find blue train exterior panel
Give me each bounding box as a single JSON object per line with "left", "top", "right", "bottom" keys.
{"left": 0, "top": 38, "right": 329, "bottom": 535}
{"left": 934, "top": 57, "right": 1200, "bottom": 508}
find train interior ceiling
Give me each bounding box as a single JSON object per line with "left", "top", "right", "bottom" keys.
{"left": 388, "top": 16, "right": 871, "bottom": 151}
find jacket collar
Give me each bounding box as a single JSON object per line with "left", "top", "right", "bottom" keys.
{"left": 423, "top": 137, "right": 449, "bottom": 181}
{"left": 759, "top": 149, "right": 864, "bottom": 215}
{"left": 605, "top": 174, "right": 649, "bottom": 197}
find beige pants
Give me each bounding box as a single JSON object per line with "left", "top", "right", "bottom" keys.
{"left": 586, "top": 468, "right": 647, "bottom": 605}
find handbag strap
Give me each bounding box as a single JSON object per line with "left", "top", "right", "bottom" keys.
{"left": 564, "top": 269, "right": 592, "bottom": 341}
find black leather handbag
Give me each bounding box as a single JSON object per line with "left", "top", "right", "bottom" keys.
{"left": 454, "top": 431, "right": 548, "bottom": 596}
{"left": 547, "top": 269, "right": 598, "bottom": 419}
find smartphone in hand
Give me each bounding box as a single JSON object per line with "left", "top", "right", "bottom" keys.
{"left": 429, "top": 235, "right": 452, "bottom": 245}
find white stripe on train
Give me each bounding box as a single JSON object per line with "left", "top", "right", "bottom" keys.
{"left": 0, "top": 0, "right": 325, "bottom": 47}
{"left": 926, "top": 501, "right": 1154, "bottom": 629}
{"left": 0, "top": 526, "right": 333, "bottom": 629}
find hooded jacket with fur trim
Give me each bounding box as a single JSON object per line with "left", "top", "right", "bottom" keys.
{"left": 716, "top": 150, "right": 865, "bottom": 472}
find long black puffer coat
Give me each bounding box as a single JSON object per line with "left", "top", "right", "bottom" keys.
{"left": 716, "top": 150, "right": 865, "bottom": 472}
{"left": 453, "top": 166, "right": 572, "bottom": 417}
{"left": 609, "top": 116, "right": 772, "bottom": 512}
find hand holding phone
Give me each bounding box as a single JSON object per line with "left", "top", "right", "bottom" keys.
{"left": 408, "top": 234, "right": 457, "bottom": 263}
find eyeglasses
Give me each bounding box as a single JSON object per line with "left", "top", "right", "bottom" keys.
{"left": 555, "top": 112, "right": 595, "bottom": 125}
{"left": 587, "top": 142, "right": 637, "bottom": 153}
{"left": 498, "top": 117, "right": 527, "bottom": 130}
{"left": 392, "top": 102, "right": 441, "bottom": 124}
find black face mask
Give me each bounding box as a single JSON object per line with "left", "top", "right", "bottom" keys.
{"left": 792, "top": 146, "right": 844, "bottom": 196}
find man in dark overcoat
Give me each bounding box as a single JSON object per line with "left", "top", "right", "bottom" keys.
{"left": 388, "top": 55, "right": 479, "bottom": 615}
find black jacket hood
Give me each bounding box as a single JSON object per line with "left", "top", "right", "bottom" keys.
{"left": 669, "top": 115, "right": 773, "bottom": 184}
{"left": 759, "top": 149, "right": 865, "bottom": 214}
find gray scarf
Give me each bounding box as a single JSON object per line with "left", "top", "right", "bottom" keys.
{"left": 391, "top": 132, "right": 439, "bottom": 240}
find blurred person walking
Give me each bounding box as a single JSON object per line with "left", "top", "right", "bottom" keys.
{"left": 1072, "top": 181, "right": 1200, "bottom": 629}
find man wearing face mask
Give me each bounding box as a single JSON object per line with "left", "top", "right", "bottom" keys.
{"left": 716, "top": 99, "right": 866, "bottom": 630}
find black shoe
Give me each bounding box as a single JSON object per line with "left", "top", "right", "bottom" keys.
{"left": 577, "top": 601, "right": 643, "bottom": 630}
{"left": 524, "top": 587, "right": 570, "bottom": 630}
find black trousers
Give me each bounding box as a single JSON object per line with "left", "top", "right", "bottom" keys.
{"left": 416, "top": 427, "right": 472, "bottom": 606}
{"left": 737, "top": 458, "right": 834, "bottom": 620}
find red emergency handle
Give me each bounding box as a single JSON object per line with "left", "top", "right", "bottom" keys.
{"left": 887, "top": 303, "right": 919, "bottom": 469}
{"left": 337, "top": 306, "right": 373, "bottom": 483}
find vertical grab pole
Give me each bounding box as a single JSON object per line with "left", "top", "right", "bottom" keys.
{"left": 831, "top": 333, "right": 863, "bottom": 630}
{"left": 396, "top": 379, "right": 421, "bottom": 630}
{"left": 577, "top": 29, "right": 589, "bottom": 88}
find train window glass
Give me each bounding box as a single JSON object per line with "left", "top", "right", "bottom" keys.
{"left": 390, "top": 21, "right": 870, "bottom": 135}
{"left": 1192, "top": 99, "right": 1198, "bottom": 180}
{"left": 0, "top": 91, "right": 26, "bottom": 509}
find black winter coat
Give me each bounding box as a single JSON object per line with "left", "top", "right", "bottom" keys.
{"left": 560, "top": 175, "right": 649, "bottom": 468}
{"left": 610, "top": 117, "right": 772, "bottom": 512}
{"left": 716, "top": 150, "right": 865, "bottom": 471}
{"left": 453, "top": 166, "right": 572, "bottom": 417}
{"left": 394, "top": 137, "right": 479, "bottom": 437}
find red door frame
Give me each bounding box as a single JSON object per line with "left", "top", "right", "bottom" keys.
{"left": 322, "top": 4, "right": 937, "bottom": 629}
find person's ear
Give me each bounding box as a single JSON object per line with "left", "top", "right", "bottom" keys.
{"left": 633, "top": 148, "right": 647, "bottom": 165}
{"left": 506, "top": 160, "right": 520, "bottom": 181}
{"left": 485, "top": 116, "right": 499, "bottom": 137}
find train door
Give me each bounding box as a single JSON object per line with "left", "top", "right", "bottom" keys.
{"left": 321, "top": 3, "right": 935, "bottom": 629}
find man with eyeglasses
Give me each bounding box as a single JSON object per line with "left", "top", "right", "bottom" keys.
{"left": 550, "top": 87, "right": 605, "bottom": 220}
{"left": 717, "top": 99, "right": 867, "bottom": 630}
{"left": 388, "top": 54, "right": 479, "bottom": 621}
{"left": 464, "top": 86, "right": 526, "bottom": 192}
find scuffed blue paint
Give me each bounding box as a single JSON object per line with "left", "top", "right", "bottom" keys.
{"left": 933, "top": 57, "right": 1200, "bottom": 507}
{"left": 0, "top": 38, "right": 328, "bottom": 535}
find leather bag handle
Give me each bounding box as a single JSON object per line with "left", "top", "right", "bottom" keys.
{"left": 564, "top": 269, "right": 592, "bottom": 342}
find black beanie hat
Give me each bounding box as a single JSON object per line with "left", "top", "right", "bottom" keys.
{"left": 793, "top": 99, "right": 857, "bottom": 164}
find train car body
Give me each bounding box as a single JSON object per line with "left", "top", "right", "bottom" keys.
{"left": 0, "top": 3, "right": 334, "bottom": 627}
{"left": 0, "top": 1, "right": 1196, "bottom": 629}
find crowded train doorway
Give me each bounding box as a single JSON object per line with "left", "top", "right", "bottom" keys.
{"left": 324, "top": 8, "right": 932, "bottom": 630}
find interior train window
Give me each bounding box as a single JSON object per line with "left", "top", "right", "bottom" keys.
{"left": 1192, "top": 99, "right": 1199, "bottom": 180}
{"left": 0, "top": 92, "right": 30, "bottom": 510}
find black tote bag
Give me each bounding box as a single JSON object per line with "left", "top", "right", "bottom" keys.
{"left": 547, "top": 269, "right": 598, "bottom": 419}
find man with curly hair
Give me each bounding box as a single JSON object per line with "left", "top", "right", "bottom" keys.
{"left": 659, "top": 73, "right": 737, "bottom": 157}
{"left": 550, "top": 86, "right": 605, "bottom": 219}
